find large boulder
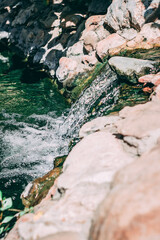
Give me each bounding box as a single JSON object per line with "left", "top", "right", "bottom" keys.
{"left": 96, "top": 33, "right": 126, "bottom": 60}
{"left": 126, "top": 22, "right": 160, "bottom": 50}
{"left": 82, "top": 15, "right": 110, "bottom": 53}
{"left": 56, "top": 57, "right": 79, "bottom": 86}
{"left": 115, "top": 100, "right": 160, "bottom": 155}
{"left": 105, "top": 0, "right": 159, "bottom": 32}
{"left": 108, "top": 56, "right": 158, "bottom": 83}
{"left": 89, "top": 140, "right": 160, "bottom": 240}
{"left": 14, "top": 131, "right": 133, "bottom": 240}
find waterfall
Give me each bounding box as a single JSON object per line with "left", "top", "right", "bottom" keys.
{"left": 0, "top": 54, "right": 119, "bottom": 208}
{"left": 62, "top": 63, "right": 119, "bottom": 138}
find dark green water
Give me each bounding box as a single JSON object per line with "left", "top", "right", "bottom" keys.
{"left": 0, "top": 48, "right": 70, "bottom": 209}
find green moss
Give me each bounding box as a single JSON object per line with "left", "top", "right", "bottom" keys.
{"left": 118, "top": 47, "right": 160, "bottom": 61}
{"left": 70, "top": 61, "right": 108, "bottom": 102}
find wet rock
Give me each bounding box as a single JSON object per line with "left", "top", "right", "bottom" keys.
{"left": 40, "top": 12, "right": 58, "bottom": 29}
{"left": 96, "top": 33, "right": 126, "bottom": 60}
{"left": 79, "top": 116, "right": 119, "bottom": 138}
{"left": 12, "top": 4, "right": 36, "bottom": 26}
{"left": 144, "top": 1, "right": 160, "bottom": 23}
{"left": 89, "top": 141, "right": 160, "bottom": 240}
{"left": 54, "top": 155, "right": 67, "bottom": 168}
{"left": 108, "top": 56, "right": 158, "bottom": 83}
{"left": 21, "top": 167, "right": 62, "bottom": 207}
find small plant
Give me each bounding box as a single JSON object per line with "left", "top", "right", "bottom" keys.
{"left": 0, "top": 190, "right": 33, "bottom": 238}
{"left": 0, "top": 190, "right": 15, "bottom": 237}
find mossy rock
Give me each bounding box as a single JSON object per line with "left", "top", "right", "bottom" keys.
{"left": 54, "top": 155, "right": 67, "bottom": 168}
{"left": 69, "top": 61, "right": 108, "bottom": 102}
{"left": 118, "top": 47, "right": 160, "bottom": 62}
{"left": 21, "top": 167, "right": 62, "bottom": 208}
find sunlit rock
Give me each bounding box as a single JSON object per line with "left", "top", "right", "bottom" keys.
{"left": 89, "top": 141, "right": 160, "bottom": 240}
{"left": 108, "top": 56, "right": 158, "bottom": 83}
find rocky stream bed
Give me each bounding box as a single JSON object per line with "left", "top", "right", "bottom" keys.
{"left": 0, "top": 0, "right": 160, "bottom": 239}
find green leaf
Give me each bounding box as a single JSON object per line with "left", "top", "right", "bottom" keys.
{"left": 2, "top": 216, "right": 14, "bottom": 224}
{"left": 0, "top": 191, "right": 2, "bottom": 201}
{"left": 19, "top": 210, "right": 26, "bottom": 217}
{"left": 0, "top": 198, "right": 12, "bottom": 211}
{"left": 0, "top": 226, "right": 4, "bottom": 234}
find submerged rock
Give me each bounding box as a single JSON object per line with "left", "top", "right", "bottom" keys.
{"left": 21, "top": 167, "right": 62, "bottom": 207}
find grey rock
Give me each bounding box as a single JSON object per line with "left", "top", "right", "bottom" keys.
{"left": 105, "top": 0, "right": 149, "bottom": 31}
{"left": 0, "top": 31, "right": 10, "bottom": 40}
{"left": 44, "top": 48, "right": 63, "bottom": 72}
{"left": 108, "top": 56, "right": 158, "bottom": 83}
{"left": 79, "top": 116, "right": 119, "bottom": 138}
{"left": 117, "top": 28, "right": 138, "bottom": 41}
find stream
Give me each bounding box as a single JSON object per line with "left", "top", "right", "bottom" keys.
{"left": 0, "top": 47, "right": 148, "bottom": 210}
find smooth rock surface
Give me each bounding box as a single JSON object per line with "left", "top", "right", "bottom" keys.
{"left": 96, "top": 34, "right": 126, "bottom": 60}
{"left": 79, "top": 116, "right": 119, "bottom": 138}
{"left": 89, "top": 140, "right": 160, "bottom": 240}
{"left": 108, "top": 56, "right": 158, "bottom": 83}
{"left": 117, "top": 101, "right": 160, "bottom": 138}
{"left": 16, "top": 131, "right": 134, "bottom": 240}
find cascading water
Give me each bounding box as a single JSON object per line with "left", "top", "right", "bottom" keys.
{"left": 0, "top": 49, "right": 120, "bottom": 209}
{"left": 62, "top": 63, "right": 119, "bottom": 138}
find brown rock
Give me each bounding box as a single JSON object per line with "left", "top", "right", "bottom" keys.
{"left": 96, "top": 33, "right": 126, "bottom": 60}
{"left": 89, "top": 141, "right": 160, "bottom": 240}
{"left": 21, "top": 167, "right": 62, "bottom": 207}
{"left": 142, "top": 86, "right": 153, "bottom": 93}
